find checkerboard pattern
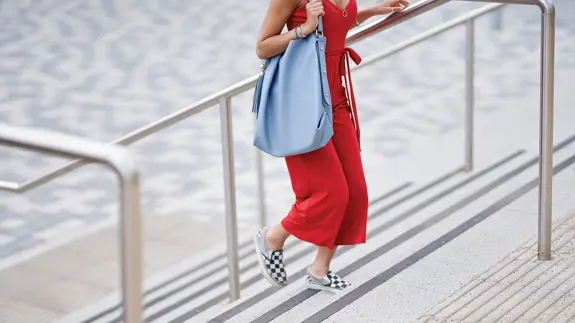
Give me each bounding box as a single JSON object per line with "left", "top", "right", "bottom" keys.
{"left": 326, "top": 271, "right": 351, "bottom": 290}
{"left": 263, "top": 250, "right": 288, "bottom": 286}
{"left": 254, "top": 227, "right": 288, "bottom": 286}
{"left": 306, "top": 268, "right": 352, "bottom": 292}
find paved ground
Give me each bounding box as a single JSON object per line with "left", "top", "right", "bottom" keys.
{"left": 0, "top": 0, "right": 574, "bottom": 263}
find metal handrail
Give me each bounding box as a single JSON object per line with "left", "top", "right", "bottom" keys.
{"left": 0, "top": 0, "right": 555, "bottom": 302}
{"left": 356, "top": 0, "right": 555, "bottom": 263}
{"left": 0, "top": 123, "right": 143, "bottom": 323}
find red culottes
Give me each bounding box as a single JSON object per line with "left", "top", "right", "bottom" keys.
{"left": 281, "top": 103, "right": 368, "bottom": 249}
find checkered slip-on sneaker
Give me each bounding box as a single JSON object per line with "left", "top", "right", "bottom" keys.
{"left": 253, "top": 227, "right": 288, "bottom": 287}
{"left": 305, "top": 267, "right": 351, "bottom": 293}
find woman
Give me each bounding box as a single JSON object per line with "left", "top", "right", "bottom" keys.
{"left": 253, "top": 0, "right": 409, "bottom": 292}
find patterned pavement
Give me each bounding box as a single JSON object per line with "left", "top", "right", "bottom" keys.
{"left": 0, "top": 0, "right": 574, "bottom": 260}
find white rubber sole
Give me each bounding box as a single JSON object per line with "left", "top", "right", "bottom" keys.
{"left": 304, "top": 281, "right": 345, "bottom": 294}
{"left": 253, "top": 233, "right": 285, "bottom": 288}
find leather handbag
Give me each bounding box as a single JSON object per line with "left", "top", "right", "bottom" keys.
{"left": 252, "top": 13, "right": 333, "bottom": 158}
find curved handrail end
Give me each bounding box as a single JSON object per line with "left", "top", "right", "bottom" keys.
{"left": 0, "top": 123, "right": 140, "bottom": 189}
{"left": 534, "top": 0, "right": 555, "bottom": 15}
{"left": 103, "top": 146, "right": 140, "bottom": 185}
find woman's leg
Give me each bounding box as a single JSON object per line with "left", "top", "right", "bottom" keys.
{"left": 266, "top": 224, "right": 291, "bottom": 250}
{"left": 311, "top": 246, "right": 338, "bottom": 277}
{"left": 304, "top": 105, "right": 367, "bottom": 292}
{"left": 305, "top": 245, "right": 351, "bottom": 291}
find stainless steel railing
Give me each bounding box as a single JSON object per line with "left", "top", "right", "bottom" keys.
{"left": 355, "top": 0, "right": 555, "bottom": 262}
{"left": 0, "top": 124, "right": 143, "bottom": 323}
{"left": 349, "top": 2, "right": 504, "bottom": 172}
{"left": 0, "top": 0, "right": 556, "bottom": 302}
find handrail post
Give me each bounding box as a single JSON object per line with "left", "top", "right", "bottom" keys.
{"left": 117, "top": 164, "right": 143, "bottom": 323}
{"left": 537, "top": 0, "right": 555, "bottom": 261}
{"left": 220, "top": 97, "right": 241, "bottom": 300}
{"left": 255, "top": 145, "right": 267, "bottom": 227}
{"left": 464, "top": 18, "right": 475, "bottom": 173}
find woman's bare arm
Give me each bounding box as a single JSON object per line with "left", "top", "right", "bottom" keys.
{"left": 256, "top": 0, "right": 324, "bottom": 59}
{"left": 351, "top": 0, "right": 409, "bottom": 30}
{"left": 355, "top": 8, "right": 376, "bottom": 27}
{"left": 256, "top": 0, "right": 300, "bottom": 59}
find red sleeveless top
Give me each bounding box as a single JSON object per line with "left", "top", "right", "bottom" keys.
{"left": 287, "top": 0, "right": 362, "bottom": 146}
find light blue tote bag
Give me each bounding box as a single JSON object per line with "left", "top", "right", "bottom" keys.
{"left": 252, "top": 14, "right": 333, "bottom": 158}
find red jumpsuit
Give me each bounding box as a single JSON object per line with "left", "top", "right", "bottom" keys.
{"left": 281, "top": 0, "right": 368, "bottom": 249}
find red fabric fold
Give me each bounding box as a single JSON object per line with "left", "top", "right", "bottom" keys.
{"left": 340, "top": 47, "right": 362, "bottom": 149}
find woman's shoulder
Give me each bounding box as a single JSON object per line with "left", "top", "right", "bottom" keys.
{"left": 271, "top": 0, "right": 305, "bottom": 13}
{"left": 285, "top": 0, "right": 306, "bottom": 28}
{"left": 294, "top": 0, "right": 307, "bottom": 10}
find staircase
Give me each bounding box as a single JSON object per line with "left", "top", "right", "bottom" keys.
{"left": 55, "top": 127, "right": 575, "bottom": 322}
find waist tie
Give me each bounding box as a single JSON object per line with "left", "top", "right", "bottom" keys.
{"left": 328, "top": 47, "right": 362, "bottom": 149}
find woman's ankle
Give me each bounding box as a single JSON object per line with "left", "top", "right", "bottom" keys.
{"left": 266, "top": 226, "right": 286, "bottom": 251}
{"left": 310, "top": 262, "right": 329, "bottom": 277}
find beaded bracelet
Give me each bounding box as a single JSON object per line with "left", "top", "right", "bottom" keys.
{"left": 294, "top": 28, "right": 300, "bottom": 40}
{"left": 296, "top": 25, "right": 306, "bottom": 39}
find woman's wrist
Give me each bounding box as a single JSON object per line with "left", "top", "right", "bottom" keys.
{"left": 295, "top": 25, "right": 306, "bottom": 39}
{"left": 300, "top": 22, "right": 313, "bottom": 36}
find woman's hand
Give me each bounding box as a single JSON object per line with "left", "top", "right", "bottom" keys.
{"left": 301, "top": 0, "right": 325, "bottom": 35}
{"left": 355, "top": 0, "right": 409, "bottom": 28}
{"left": 371, "top": 0, "right": 409, "bottom": 15}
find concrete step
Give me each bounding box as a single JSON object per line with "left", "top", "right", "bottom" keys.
{"left": 178, "top": 156, "right": 525, "bottom": 323}
{"left": 57, "top": 128, "right": 575, "bottom": 323}
{"left": 200, "top": 134, "right": 575, "bottom": 323}
{"left": 53, "top": 179, "right": 413, "bottom": 322}
{"left": 0, "top": 214, "right": 226, "bottom": 323}
{"left": 313, "top": 149, "right": 575, "bottom": 323}
{"left": 55, "top": 146, "right": 529, "bottom": 323}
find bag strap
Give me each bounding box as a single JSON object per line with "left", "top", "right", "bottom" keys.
{"left": 308, "top": 0, "right": 323, "bottom": 34}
